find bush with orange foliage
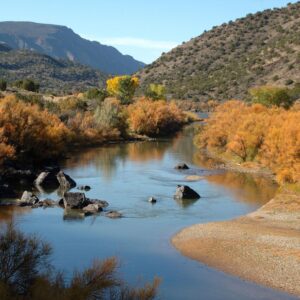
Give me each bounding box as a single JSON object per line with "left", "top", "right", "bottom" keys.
{"left": 0, "top": 95, "right": 71, "bottom": 163}
{"left": 195, "top": 100, "right": 300, "bottom": 184}
{"left": 127, "top": 98, "right": 185, "bottom": 137}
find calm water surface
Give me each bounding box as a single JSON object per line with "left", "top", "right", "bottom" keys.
{"left": 1, "top": 124, "right": 297, "bottom": 300}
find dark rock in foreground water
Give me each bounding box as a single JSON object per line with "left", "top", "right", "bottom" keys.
{"left": 175, "top": 163, "right": 189, "bottom": 170}
{"left": 106, "top": 211, "right": 122, "bottom": 218}
{"left": 63, "top": 192, "right": 89, "bottom": 209}
{"left": 174, "top": 185, "right": 200, "bottom": 200}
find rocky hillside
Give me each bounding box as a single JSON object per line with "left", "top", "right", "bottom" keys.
{"left": 0, "top": 48, "right": 106, "bottom": 94}
{"left": 138, "top": 2, "right": 300, "bottom": 101}
{"left": 0, "top": 21, "right": 145, "bottom": 75}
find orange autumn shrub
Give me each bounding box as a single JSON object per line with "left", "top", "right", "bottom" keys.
{"left": 195, "top": 100, "right": 300, "bottom": 184}
{"left": 67, "top": 111, "right": 121, "bottom": 145}
{"left": 0, "top": 95, "right": 71, "bottom": 162}
{"left": 127, "top": 98, "right": 185, "bottom": 137}
{"left": 261, "top": 109, "right": 300, "bottom": 183}
{"left": 0, "top": 128, "right": 15, "bottom": 165}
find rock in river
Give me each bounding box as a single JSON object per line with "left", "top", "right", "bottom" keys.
{"left": 148, "top": 197, "right": 157, "bottom": 203}
{"left": 77, "top": 185, "right": 91, "bottom": 191}
{"left": 83, "top": 203, "right": 103, "bottom": 213}
{"left": 88, "top": 199, "right": 109, "bottom": 208}
{"left": 34, "top": 169, "right": 59, "bottom": 188}
{"left": 63, "top": 192, "right": 89, "bottom": 209}
{"left": 56, "top": 171, "right": 76, "bottom": 191}
{"left": 17, "top": 191, "right": 39, "bottom": 206}
{"left": 174, "top": 185, "right": 200, "bottom": 200}
{"left": 175, "top": 163, "right": 189, "bottom": 170}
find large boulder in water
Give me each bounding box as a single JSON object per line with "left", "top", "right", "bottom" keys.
{"left": 56, "top": 171, "right": 76, "bottom": 191}
{"left": 17, "top": 191, "right": 39, "bottom": 206}
{"left": 174, "top": 185, "right": 200, "bottom": 200}
{"left": 34, "top": 167, "right": 60, "bottom": 188}
{"left": 63, "top": 192, "right": 89, "bottom": 209}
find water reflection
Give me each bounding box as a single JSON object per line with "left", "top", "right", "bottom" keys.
{"left": 205, "top": 172, "right": 277, "bottom": 205}
{"left": 63, "top": 140, "right": 171, "bottom": 181}
{"left": 0, "top": 205, "right": 31, "bottom": 223}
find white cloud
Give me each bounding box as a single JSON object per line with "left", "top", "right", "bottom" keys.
{"left": 101, "top": 37, "right": 177, "bottom": 50}
{"left": 83, "top": 35, "right": 177, "bottom": 50}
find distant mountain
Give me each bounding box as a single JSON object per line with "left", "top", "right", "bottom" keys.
{"left": 0, "top": 21, "right": 145, "bottom": 75}
{"left": 0, "top": 47, "right": 106, "bottom": 93}
{"left": 137, "top": 2, "right": 300, "bottom": 101}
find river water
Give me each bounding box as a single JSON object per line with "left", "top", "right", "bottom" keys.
{"left": 0, "top": 123, "right": 297, "bottom": 300}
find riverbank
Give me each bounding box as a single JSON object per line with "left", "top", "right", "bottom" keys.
{"left": 172, "top": 189, "right": 300, "bottom": 296}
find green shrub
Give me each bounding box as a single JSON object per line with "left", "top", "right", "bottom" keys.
{"left": 249, "top": 85, "right": 294, "bottom": 109}
{"left": 0, "top": 79, "right": 7, "bottom": 91}
{"left": 145, "top": 84, "right": 166, "bottom": 100}
{"left": 94, "top": 98, "right": 127, "bottom": 134}
{"left": 14, "top": 79, "right": 39, "bottom": 92}
{"left": 285, "top": 79, "right": 294, "bottom": 85}
{"left": 85, "top": 88, "right": 107, "bottom": 101}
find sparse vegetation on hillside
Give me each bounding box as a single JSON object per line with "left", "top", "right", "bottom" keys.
{"left": 138, "top": 2, "right": 300, "bottom": 102}
{"left": 0, "top": 50, "right": 106, "bottom": 94}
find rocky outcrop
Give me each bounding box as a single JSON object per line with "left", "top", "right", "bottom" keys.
{"left": 174, "top": 185, "right": 200, "bottom": 200}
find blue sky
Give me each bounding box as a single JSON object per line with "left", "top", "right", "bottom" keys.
{"left": 0, "top": 0, "right": 298, "bottom": 63}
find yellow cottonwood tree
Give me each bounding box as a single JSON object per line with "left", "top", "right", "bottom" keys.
{"left": 106, "top": 76, "right": 139, "bottom": 104}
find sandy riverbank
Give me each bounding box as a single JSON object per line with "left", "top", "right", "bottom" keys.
{"left": 172, "top": 190, "right": 300, "bottom": 296}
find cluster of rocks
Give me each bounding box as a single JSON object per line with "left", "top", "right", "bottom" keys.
{"left": 2, "top": 162, "right": 201, "bottom": 219}
{"left": 16, "top": 189, "right": 122, "bottom": 219}
{"left": 0, "top": 166, "right": 123, "bottom": 220}
{"left": 148, "top": 163, "right": 201, "bottom": 204}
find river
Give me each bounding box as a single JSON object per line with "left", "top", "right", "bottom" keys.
{"left": 0, "top": 123, "right": 297, "bottom": 300}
